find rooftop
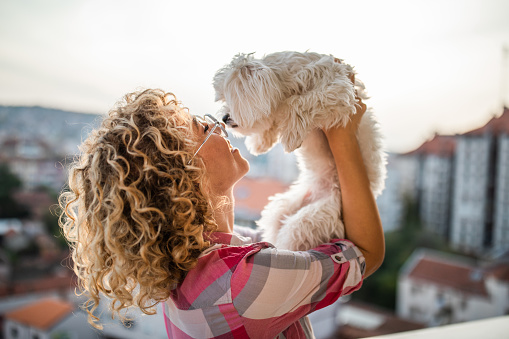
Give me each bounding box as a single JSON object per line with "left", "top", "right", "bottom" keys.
{"left": 464, "top": 106, "right": 509, "bottom": 136}
{"left": 406, "top": 255, "right": 488, "bottom": 297}
{"left": 5, "top": 298, "right": 74, "bottom": 330}
{"left": 404, "top": 134, "right": 456, "bottom": 157}
{"left": 233, "top": 176, "right": 290, "bottom": 218}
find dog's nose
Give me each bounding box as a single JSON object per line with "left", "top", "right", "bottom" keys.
{"left": 222, "top": 113, "right": 230, "bottom": 124}
{"left": 222, "top": 113, "right": 238, "bottom": 128}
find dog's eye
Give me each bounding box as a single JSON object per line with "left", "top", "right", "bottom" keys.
{"left": 203, "top": 125, "right": 209, "bottom": 133}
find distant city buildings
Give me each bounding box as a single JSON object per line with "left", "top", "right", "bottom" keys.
{"left": 376, "top": 153, "right": 419, "bottom": 233}
{"left": 3, "top": 298, "right": 95, "bottom": 339}
{"left": 397, "top": 248, "right": 509, "bottom": 327}
{"left": 233, "top": 176, "right": 290, "bottom": 226}
{"left": 0, "top": 137, "right": 66, "bottom": 192}
{"left": 379, "top": 107, "right": 509, "bottom": 257}
{"left": 407, "top": 135, "right": 456, "bottom": 239}
{"left": 451, "top": 110, "right": 509, "bottom": 256}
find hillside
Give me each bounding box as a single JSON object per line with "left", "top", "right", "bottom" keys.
{"left": 0, "top": 106, "right": 101, "bottom": 155}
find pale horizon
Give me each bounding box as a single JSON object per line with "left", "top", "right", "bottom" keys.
{"left": 1, "top": 0, "right": 508, "bottom": 153}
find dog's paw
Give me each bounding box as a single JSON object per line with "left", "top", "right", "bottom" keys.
{"left": 279, "top": 134, "right": 303, "bottom": 153}
{"left": 245, "top": 134, "right": 277, "bottom": 155}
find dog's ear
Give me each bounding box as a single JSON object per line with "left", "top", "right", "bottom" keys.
{"left": 213, "top": 62, "right": 230, "bottom": 102}
{"left": 244, "top": 124, "right": 279, "bottom": 155}
{"left": 218, "top": 54, "right": 282, "bottom": 128}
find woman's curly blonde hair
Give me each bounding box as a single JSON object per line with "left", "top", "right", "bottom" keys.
{"left": 59, "top": 89, "right": 216, "bottom": 328}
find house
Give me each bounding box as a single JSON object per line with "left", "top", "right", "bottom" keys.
{"left": 397, "top": 248, "right": 509, "bottom": 327}
{"left": 4, "top": 298, "right": 97, "bottom": 339}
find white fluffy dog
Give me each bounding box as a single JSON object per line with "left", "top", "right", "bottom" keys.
{"left": 213, "top": 51, "right": 386, "bottom": 251}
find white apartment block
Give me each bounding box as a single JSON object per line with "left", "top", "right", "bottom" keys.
{"left": 397, "top": 249, "right": 509, "bottom": 327}
{"left": 450, "top": 135, "right": 493, "bottom": 253}
{"left": 420, "top": 154, "right": 454, "bottom": 238}
{"left": 396, "top": 135, "right": 456, "bottom": 238}
{"left": 415, "top": 135, "right": 456, "bottom": 240}
{"left": 389, "top": 107, "right": 509, "bottom": 256}
{"left": 493, "top": 135, "right": 509, "bottom": 255}
{"left": 449, "top": 108, "right": 509, "bottom": 255}
{"left": 376, "top": 153, "right": 420, "bottom": 232}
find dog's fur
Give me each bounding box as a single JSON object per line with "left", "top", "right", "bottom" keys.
{"left": 213, "top": 51, "right": 386, "bottom": 251}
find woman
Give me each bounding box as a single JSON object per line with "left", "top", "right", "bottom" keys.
{"left": 59, "top": 87, "right": 384, "bottom": 338}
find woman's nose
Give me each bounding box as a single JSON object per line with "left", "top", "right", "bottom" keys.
{"left": 213, "top": 125, "right": 222, "bottom": 134}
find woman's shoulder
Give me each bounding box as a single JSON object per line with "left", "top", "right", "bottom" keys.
{"left": 170, "top": 241, "right": 270, "bottom": 310}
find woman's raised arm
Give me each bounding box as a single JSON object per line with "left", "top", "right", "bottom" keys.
{"left": 323, "top": 96, "right": 385, "bottom": 278}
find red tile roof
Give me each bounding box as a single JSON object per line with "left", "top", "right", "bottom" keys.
{"left": 5, "top": 298, "right": 74, "bottom": 330}
{"left": 404, "top": 134, "right": 456, "bottom": 157}
{"left": 0, "top": 270, "right": 77, "bottom": 297}
{"left": 403, "top": 107, "right": 509, "bottom": 156}
{"left": 234, "top": 177, "right": 290, "bottom": 215}
{"left": 408, "top": 256, "right": 488, "bottom": 297}
{"left": 485, "top": 259, "right": 509, "bottom": 282}
{"left": 465, "top": 107, "right": 509, "bottom": 136}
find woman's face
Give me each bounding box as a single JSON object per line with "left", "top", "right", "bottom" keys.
{"left": 191, "top": 115, "right": 249, "bottom": 194}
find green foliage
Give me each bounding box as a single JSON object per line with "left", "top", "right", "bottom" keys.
{"left": 43, "top": 208, "right": 67, "bottom": 249}
{"left": 51, "top": 331, "right": 72, "bottom": 339}
{"left": 0, "top": 163, "right": 30, "bottom": 219}
{"left": 351, "top": 197, "right": 454, "bottom": 310}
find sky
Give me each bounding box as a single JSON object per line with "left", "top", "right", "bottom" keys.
{"left": 0, "top": 0, "right": 508, "bottom": 153}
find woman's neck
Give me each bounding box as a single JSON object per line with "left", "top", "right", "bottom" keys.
{"left": 211, "top": 188, "right": 235, "bottom": 233}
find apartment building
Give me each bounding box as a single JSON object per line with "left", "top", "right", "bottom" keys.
{"left": 450, "top": 107, "right": 509, "bottom": 255}
{"left": 406, "top": 135, "right": 456, "bottom": 239}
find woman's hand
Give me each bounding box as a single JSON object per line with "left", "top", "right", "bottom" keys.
{"left": 323, "top": 72, "right": 366, "bottom": 140}
{"left": 322, "top": 71, "right": 385, "bottom": 278}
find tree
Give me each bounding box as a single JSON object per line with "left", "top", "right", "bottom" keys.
{"left": 0, "top": 163, "right": 30, "bottom": 219}
{"left": 350, "top": 197, "right": 453, "bottom": 310}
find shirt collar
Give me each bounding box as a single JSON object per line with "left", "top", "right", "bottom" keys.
{"left": 206, "top": 231, "right": 254, "bottom": 246}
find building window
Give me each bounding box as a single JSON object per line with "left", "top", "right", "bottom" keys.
{"left": 411, "top": 284, "right": 421, "bottom": 294}
{"left": 410, "top": 306, "right": 422, "bottom": 319}
{"left": 32, "top": 334, "right": 40, "bottom": 339}
{"left": 11, "top": 327, "right": 18, "bottom": 338}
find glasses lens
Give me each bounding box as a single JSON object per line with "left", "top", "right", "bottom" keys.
{"left": 204, "top": 115, "right": 228, "bottom": 138}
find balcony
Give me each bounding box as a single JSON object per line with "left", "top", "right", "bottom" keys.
{"left": 367, "top": 315, "right": 509, "bottom": 339}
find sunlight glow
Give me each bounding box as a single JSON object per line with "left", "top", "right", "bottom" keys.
{"left": 0, "top": 0, "right": 508, "bottom": 152}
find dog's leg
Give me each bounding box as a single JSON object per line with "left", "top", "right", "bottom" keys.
{"left": 274, "top": 192, "right": 344, "bottom": 251}
{"left": 356, "top": 109, "right": 387, "bottom": 196}
{"left": 245, "top": 124, "right": 280, "bottom": 155}
{"left": 257, "top": 185, "right": 311, "bottom": 245}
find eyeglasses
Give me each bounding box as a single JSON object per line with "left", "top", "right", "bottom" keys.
{"left": 188, "top": 114, "right": 228, "bottom": 164}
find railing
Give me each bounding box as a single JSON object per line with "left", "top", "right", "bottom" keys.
{"left": 366, "top": 315, "right": 509, "bottom": 339}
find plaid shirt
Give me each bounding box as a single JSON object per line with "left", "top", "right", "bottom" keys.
{"left": 162, "top": 226, "right": 365, "bottom": 338}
